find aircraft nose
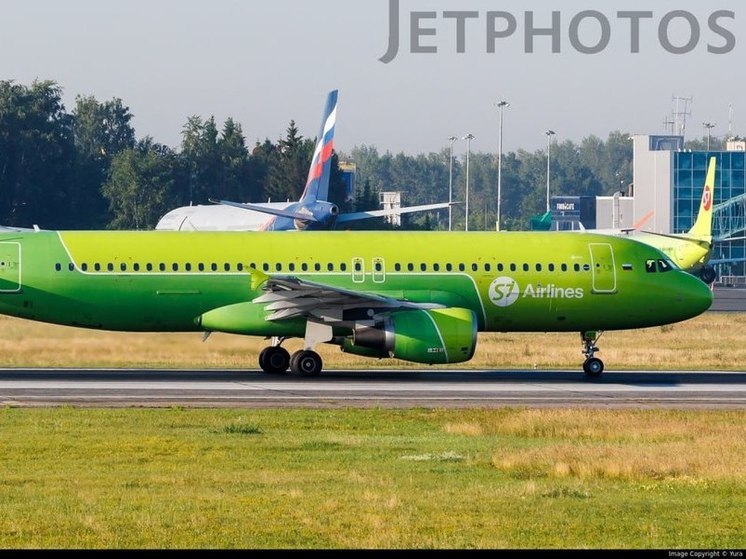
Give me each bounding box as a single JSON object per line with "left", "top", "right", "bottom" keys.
{"left": 677, "top": 273, "right": 714, "bottom": 318}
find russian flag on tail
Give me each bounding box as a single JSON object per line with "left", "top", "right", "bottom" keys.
{"left": 301, "top": 90, "right": 338, "bottom": 203}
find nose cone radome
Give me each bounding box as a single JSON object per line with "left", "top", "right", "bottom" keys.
{"left": 677, "top": 273, "right": 714, "bottom": 320}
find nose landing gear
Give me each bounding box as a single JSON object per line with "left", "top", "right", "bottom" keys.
{"left": 581, "top": 331, "right": 604, "bottom": 378}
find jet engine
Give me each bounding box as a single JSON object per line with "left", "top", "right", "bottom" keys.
{"left": 343, "top": 308, "right": 478, "bottom": 365}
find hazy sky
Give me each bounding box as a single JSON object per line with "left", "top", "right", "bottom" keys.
{"left": 1, "top": 0, "right": 743, "bottom": 156}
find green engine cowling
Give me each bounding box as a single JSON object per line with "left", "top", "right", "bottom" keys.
{"left": 344, "top": 308, "right": 478, "bottom": 365}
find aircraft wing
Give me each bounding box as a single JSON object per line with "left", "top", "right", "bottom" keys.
{"left": 335, "top": 202, "right": 454, "bottom": 224}
{"left": 209, "top": 199, "right": 320, "bottom": 224}
{"left": 253, "top": 275, "right": 442, "bottom": 322}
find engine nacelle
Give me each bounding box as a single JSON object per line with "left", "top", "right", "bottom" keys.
{"left": 345, "top": 308, "right": 478, "bottom": 365}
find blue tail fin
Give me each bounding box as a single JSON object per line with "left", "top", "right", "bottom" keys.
{"left": 300, "top": 90, "right": 338, "bottom": 203}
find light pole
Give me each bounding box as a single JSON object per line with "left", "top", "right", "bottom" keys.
{"left": 703, "top": 122, "right": 716, "bottom": 151}
{"left": 463, "top": 134, "right": 475, "bottom": 231}
{"left": 545, "top": 130, "right": 556, "bottom": 213}
{"left": 496, "top": 100, "right": 509, "bottom": 231}
{"left": 448, "top": 136, "right": 457, "bottom": 231}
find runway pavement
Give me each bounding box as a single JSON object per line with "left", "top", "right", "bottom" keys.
{"left": 0, "top": 368, "right": 744, "bottom": 409}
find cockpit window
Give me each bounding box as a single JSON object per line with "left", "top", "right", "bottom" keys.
{"left": 657, "top": 259, "right": 673, "bottom": 273}
{"left": 646, "top": 259, "right": 675, "bottom": 273}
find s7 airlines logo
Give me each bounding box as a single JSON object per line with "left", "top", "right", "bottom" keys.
{"left": 488, "top": 276, "right": 585, "bottom": 308}
{"left": 702, "top": 186, "right": 713, "bottom": 211}
{"left": 489, "top": 277, "right": 520, "bottom": 307}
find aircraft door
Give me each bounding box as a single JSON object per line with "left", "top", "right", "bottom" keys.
{"left": 0, "top": 242, "right": 21, "bottom": 293}
{"left": 589, "top": 243, "right": 617, "bottom": 294}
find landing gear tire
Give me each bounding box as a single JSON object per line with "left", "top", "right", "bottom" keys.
{"left": 259, "top": 346, "right": 290, "bottom": 374}
{"left": 583, "top": 357, "right": 604, "bottom": 378}
{"left": 581, "top": 331, "right": 604, "bottom": 378}
{"left": 290, "top": 350, "right": 323, "bottom": 377}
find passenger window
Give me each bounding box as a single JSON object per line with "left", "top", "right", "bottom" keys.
{"left": 225, "top": 263, "right": 231, "bottom": 272}
{"left": 288, "top": 263, "right": 295, "bottom": 272}
{"left": 536, "top": 264, "right": 542, "bottom": 272}
{"left": 198, "top": 263, "right": 205, "bottom": 272}
{"left": 484, "top": 264, "right": 491, "bottom": 272}
{"left": 472, "top": 264, "right": 478, "bottom": 272}
{"left": 434, "top": 263, "right": 440, "bottom": 272}
{"left": 459, "top": 264, "right": 465, "bottom": 272}
{"left": 561, "top": 264, "right": 568, "bottom": 272}
{"left": 375, "top": 262, "right": 383, "bottom": 272}
{"left": 146, "top": 263, "right": 153, "bottom": 272}
{"left": 510, "top": 264, "right": 517, "bottom": 272}
{"left": 107, "top": 263, "right": 114, "bottom": 272}
{"left": 421, "top": 264, "right": 427, "bottom": 272}
{"left": 263, "top": 263, "right": 270, "bottom": 272}
{"left": 173, "top": 263, "right": 179, "bottom": 272}
{"left": 446, "top": 263, "right": 453, "bottom": 272}
{"left": 549, "top": 264, "right": 555, "bottom": 272}
{"left": 277, "top": 264, "right": 283, "bottom": 272}
{"left": 327, "top": 263, "right": 333, "bottom": 272}
{"left": 94, "top": 263, "right": 101, "bottom": 272}
{"left": 68, "top": 263, "right": 75, "bottom": 272}
{"left": 497, "top": 264, "right": 504, "bottom": 272}
{"left": 120, "top": 263, "right": 127, "bottom": 272}
{"left": 574, "top": 264, "right": 581, "bottom": 272}
{"left": 302, "top": 263, "right": 309, "bottom": 272}
{"left": 523, "top": 264, "right": 529, "bottom": 272}
{"left": 340, "top": 263, "right": 347, "bottom": 272}
{"left": 159, "top": 263, "right": 166, "bottom": 272}
{"left": 55, "top": 263, "right": 62, "bottom": 272}
{"left": 82, "top": 263, "right": 88, "bottom": 272}
{"left": 186, "top": 263, "right": 192, "bottom": 272}
{"left": 395, "top": 263, "right": 402, "bottom": 272}
{"left": 314, "top": 263, "right": 321, "bottom": 272}
{"left": 408, "top": 263, "right": 415, "bottom": 272}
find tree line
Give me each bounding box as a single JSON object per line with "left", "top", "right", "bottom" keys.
{"left": 2, "top": 80, "right": 723, "bottom": 231}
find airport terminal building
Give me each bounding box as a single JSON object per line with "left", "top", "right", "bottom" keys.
{"left": 552, "top": 134, "right": 746, "bottom": 283}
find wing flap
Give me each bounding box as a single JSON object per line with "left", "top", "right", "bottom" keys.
{"left": 253, "top": 275, "right": 442, "bottom": 322}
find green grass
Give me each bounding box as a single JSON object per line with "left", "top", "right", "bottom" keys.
{"left": 0, "top": 407, "right": 743, "bottom": 549}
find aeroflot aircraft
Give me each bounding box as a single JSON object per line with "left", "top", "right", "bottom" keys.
{"left": 0, "top": 228, "right": 712, "bottom": 377}
{"left": 156, "top": 90, "right": 451, "bottom": 232}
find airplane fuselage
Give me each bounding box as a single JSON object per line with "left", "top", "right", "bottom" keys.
{"left": 0, "top": 230, "right": 712, "bottom": 338}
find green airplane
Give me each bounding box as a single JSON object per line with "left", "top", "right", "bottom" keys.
{"left": 0, "top": 229, "right": 712, "bottom": 377}
{"left": 633, "top": 156, "right": 717, "bottom": 284}
{"left": 588, "top": 157, "right": 717, "bottom": 284}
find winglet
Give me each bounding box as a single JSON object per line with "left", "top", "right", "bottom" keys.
{"left": 249, "top": 267, "right": 271, "bottom": 291}
{"left": 300, "top": 90, "right": 338, "bottom": 204}
{"left": 688, "top": 156, "right": 716, "bottom": 240}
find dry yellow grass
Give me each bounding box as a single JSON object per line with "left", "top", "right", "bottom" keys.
{"left": 0, "top": 312, "right": 744, "bottom": 370}
{"left": 442, "top": 408, "right": 746, "bottom": 482}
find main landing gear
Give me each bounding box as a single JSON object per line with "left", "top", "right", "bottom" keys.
{"left": 581, "top": 331, "right": 604, "bottom": 378}
{"left": 258, "top": 337, "right": 323, "bottom": 377}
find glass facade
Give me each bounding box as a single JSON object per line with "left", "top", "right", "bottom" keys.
{"left": 673, "top": 151, "right": 746, "bottom": 278}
